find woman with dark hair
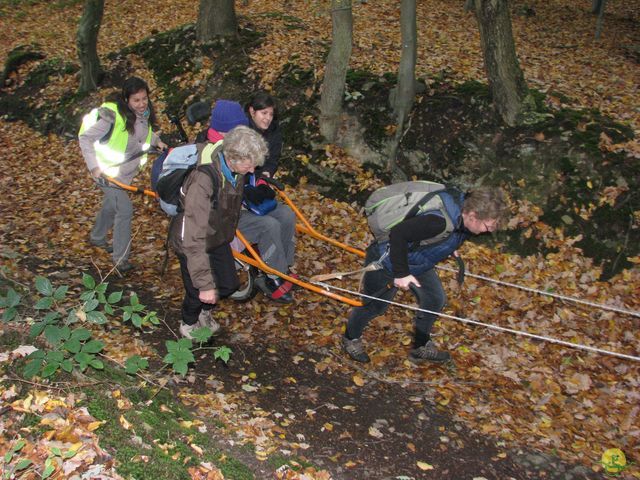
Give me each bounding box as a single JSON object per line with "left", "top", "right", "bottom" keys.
{"left": 238, "top": 91, "right": 297, "bottom": 303}
{"left": 79, "top": 76, "right": 167, "bottom": 273}
{"left": 245, "top": 91, "right": 282, "bottom": 177}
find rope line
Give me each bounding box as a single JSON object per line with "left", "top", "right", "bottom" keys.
{"left": 436, "top": 265, "right": 640, "bottom": 318}
{"left": 316, "top": 282, "right": 640, "bottom": 362}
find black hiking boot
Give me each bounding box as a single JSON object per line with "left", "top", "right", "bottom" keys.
{"left": 256, "top": 276, "right": 293, "bottom": 304}
{"left": 88, "top": 235, "right": 113, "bottom": 253}
{"left": 341, "top": 336, "right": 370, "bottom": 363}
{"left": 409, "top": 340, "right": 451, "bottom": 364}
{"left": 115, "top": 261, "right": 135, "bottom": 275}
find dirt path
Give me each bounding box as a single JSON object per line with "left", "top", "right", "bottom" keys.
{"left": 138, "top": 310, "right": 601, "bottom": 480}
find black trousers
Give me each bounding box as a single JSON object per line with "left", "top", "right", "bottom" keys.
{"left": 346, "top": 244, "right": 446, "bottom": 346}
{"left": 177, "top": 243, "right": 239, "bottom": 325}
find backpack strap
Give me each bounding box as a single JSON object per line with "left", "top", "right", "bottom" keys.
{"left": 196, "top": 164, "right": 220, "bottom": 210}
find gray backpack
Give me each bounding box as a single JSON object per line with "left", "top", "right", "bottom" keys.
{"left": 365, "top": 181, "right": 455, "bottom": 243}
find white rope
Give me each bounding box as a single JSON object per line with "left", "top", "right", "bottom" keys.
{"left": 436, "top": 265, "right": 640, "bottom": 318}
{"left": 316, "top": 282, "right": 640, "bottom": 362}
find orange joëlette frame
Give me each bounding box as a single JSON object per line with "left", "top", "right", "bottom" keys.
{"left": 103, "top": 176, "right": 366, "bottom": 307}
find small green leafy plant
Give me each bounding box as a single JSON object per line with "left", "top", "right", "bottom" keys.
{"left": 7, "top": 274, "right": 158, "bottom": 378}
{"left": 3, "top": 274, "right": 231, "bottom": 378}
{"left": 163, "top": 328, "right": 232, "bottom": 376}
{"left": 1, "top": 438, "right": 33, "bottom": 479}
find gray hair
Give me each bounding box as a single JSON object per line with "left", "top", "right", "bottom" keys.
{"left": 222, "top": 126, "right": 267, "bottom": 167}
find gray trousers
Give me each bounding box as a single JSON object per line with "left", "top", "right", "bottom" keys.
{"left": 237, "top": 203, "right": 296, "bottom": 273}
{"left": 90, "top": 184, "right": 133, "bottom": 265}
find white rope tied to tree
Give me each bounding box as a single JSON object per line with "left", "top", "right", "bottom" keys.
{"left": 316, "top": 282, "right": 640, "bottom": 362}
{"left": 435, "top": 265, "right": 640, "bottom": 318}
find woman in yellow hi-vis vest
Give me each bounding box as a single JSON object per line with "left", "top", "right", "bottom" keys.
{"left": 79, "top": 77, "right": 167, "bottom": 273}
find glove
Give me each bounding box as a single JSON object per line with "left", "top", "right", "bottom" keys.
{"left": 244, "top": 184, "right": 275, "bottom": 205}
{"left": 256, "top": 184, "right": 276, "bottom": 200}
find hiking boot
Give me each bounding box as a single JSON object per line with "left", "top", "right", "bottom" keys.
{"left": 115, "top": 261, "right": 135, "bottom": 274}
{"left": 409, "top": 341, "right": 451, "bottom": 364}
{"left": 88, "top": 236, "right": 113, "bottom": 253}
{"left": 341, "top": 336, "right": 370, "bottom": 363}
{"left": 198, "top": 309, "right": 221, "bottom": 335}
{"left": 257, "top": 276, "right": 293, "bottom": 304}
{"left": 179, "top": 322, "right": 199, "bottom": 340}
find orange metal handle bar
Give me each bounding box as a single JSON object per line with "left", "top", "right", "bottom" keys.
{"left": 233, "top": 230, "right": 363, "bottom": 307}
{"left": 273, "top": 187, "right": 366, "bottom": 258}
{"left": 103, "top": 176, "right": 159, "bottom": 199}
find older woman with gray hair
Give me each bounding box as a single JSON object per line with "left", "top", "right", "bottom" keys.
{"left": 170, "top": 123, "right": 267, "bottom": 339}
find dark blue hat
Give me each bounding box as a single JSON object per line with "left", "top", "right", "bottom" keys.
{"left": 210, "top": 99, "right": 249, "bottom": 133}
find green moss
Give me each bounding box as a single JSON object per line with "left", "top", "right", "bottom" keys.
{"left": 18, "top": 412, "right": 42, "bottom": 429}
{"left": 278, "top": 63, "right": 314, "bottom": 88}
{"left": 1, "top": 44, "right": 44, "bottom": 82}
{"left": 455, "top": 79, "right": 490, "bottom": 99}
{"left": 554, "top": 107, "right": 634, "bottom": 154}
{"left": 217, "top": 456, "right": 254, "bottom": 479}
{"left": 527, "top": 88, "right": 548, "bottom": 110}
{"left": 345, "top": 69, "right": 373, "bottom": 86}
{"left": 24, "top": 58, "right": 76, "bottom": 89}
{"left": 83, "top": 384, "right": 255, "bottom": 480}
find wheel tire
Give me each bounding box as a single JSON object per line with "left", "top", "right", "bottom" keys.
{"left": 229, "top": 259, "right": 258, "bottom": 302}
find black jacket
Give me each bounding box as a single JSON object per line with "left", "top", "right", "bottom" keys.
{"left": 249, "top": 117, "right": 282, "bottom": 177}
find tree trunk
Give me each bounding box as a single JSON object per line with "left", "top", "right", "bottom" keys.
{"left": 474, "top": 0, "right": 528, "bottom": 126}
{"left": 77, "top": 0, "right": 104, "bottom": 93}
{"left": 388, "top": 0, "right": 416, "bottom": 176}
{"left": 591, "top": 0, "right": 603, "bottom": 14}
{"left": 319, "top": 0, "right": 353, "bottom": 143}
{"left": 196, "top": 0, "right": 238, "bottom": 41}
{"left": 594, "top": 0, "right": 607, "bottom": 39}
{"left": 464, "top": 0, "right": 474, "bottom": 12}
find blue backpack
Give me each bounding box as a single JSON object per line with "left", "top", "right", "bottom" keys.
{"left": 152, "top": 144, "right": 200, "bottom": 216}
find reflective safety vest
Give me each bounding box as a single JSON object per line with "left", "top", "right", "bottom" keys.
{"left": 79, "top": 102, "right": 152, "bottom": 177}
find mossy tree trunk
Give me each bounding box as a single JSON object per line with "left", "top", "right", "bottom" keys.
{"left": 77, "top": 0, "right": 104, "bottom": 93}
{"left": 196, "top": 0, "right": 238, "bottom": 41}
{"left": 474, "top": 0, "right": 528, "bottom": 126}
{"left": 388, "top": 0, "right": 416, "bottom": 176}
{"left": 319, "top": 0, "right": 352, "bottom": 143}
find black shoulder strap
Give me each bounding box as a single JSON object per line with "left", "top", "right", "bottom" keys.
{"left": 404, "top": 190, "right": 442, "bottom": 221}
{"left": 197, "top": 164, "right": 220, "bottom": 210}
{"left": 404, "top": 186, "right": 463, "bottom": 222}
